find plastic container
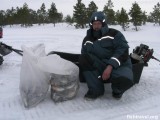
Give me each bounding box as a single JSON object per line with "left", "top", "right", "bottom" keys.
{"left": 132, "top": 63, "right": 144, "bottom": 84}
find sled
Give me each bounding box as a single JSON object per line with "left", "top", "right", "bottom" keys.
{"left": 48, "top": 51, "right": 145, "bottom": 84}
{"left": 47, "top": 44, "right": 160, "bottom": 84}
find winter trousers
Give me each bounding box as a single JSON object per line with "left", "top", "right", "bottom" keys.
{"left": 79, "top": 54, "right": 134, "bottom": 95}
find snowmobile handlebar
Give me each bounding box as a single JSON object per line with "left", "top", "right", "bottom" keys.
{"left": 0, "top": 42, "right": 23, "bottom": 56}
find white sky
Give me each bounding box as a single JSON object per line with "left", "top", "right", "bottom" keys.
{"left": 0, "top": 0, "right": 159, "bottom": 16}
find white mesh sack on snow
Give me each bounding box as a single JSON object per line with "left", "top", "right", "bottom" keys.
{"left": 20, "top": 44, "right": 50, "bottom": 108}
{"left": 37, "top": 54, "right": 79, "bottom": 102}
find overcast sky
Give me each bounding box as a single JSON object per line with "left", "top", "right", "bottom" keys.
{"left": 0, "top": 0, "right": 159, "bottom": 16}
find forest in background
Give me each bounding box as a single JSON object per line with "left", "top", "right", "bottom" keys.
{"left": 0, "top": 0, "right": 159, "bottom": 31}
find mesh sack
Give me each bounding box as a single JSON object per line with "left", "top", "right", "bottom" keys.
{"left": 37, "top": 54, "right": 79, "bottom": 102}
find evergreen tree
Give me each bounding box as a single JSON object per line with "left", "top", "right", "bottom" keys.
{"left": 86, "top": 1, "right": 98, "bottom": 22}
{"left": 23, "top": 3, "right": 30, "bottom": 26}
{"left": 56, "top": 12, "right": 63, "bottom": 22}
{"left": 14, "top": 7, "right": 21, "bottom": 24}
{"left": 129, "top": 2, "right": 143, "bottom": 31}
{"left": 5, "top": 7, "right": 17, "bottom": 26}
{"left": 147, "top": 14, "right": 154, "bottom": 22}
{"left": 12, "top": 7, "right": 19, "bottom": 25}
{"left": 117, "top": 8, "right": 129, "bottom": 31}
{"left": 103, "top": 0, "right": 116, "bottom": 25}
{"left": 115, "top": 10, "right": 120, "bottom": 23}
{"left": 151, "top": 2, "right": 160, "bottom": 25}
{"left": 5, "top": 9, "right": 12, "bottom": 26}
{"left": 29, "top": 9, "right": 37, "bottom": 24}
{"left": 142, "top": 11, "right": 147, "bottom": 25}
{"left": 105, "top": 0, "right": 114, "bottom": 9}
{"left": 37, "top": 3, "right": 47, "bottom": 25}
{"left": 73, "top": 0, "right": 87, "bottom": 28}
{"left": 65, "top": 15, "right": 74, "bottom": 25}
{"left": 48, "top": 2, "right": 59, "bottom": 26}
{"left": 17, "top": 3, "right": 32, "bottom": 27}
{"left": 0, "top": 10, "right": 5, "bottom": 26}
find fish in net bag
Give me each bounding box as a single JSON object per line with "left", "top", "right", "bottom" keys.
{"left": 37, "top": 54, "right": 79, "bottom": 102}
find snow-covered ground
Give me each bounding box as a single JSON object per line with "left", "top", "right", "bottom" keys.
{"left": 0, "top": 23, "right": 160, "bottom": 120}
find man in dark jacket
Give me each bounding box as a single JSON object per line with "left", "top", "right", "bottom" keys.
{"left": 79, "top": 11, "right": 134, "bottom": 100}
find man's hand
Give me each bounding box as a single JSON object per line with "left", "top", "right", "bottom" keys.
{"left": 102, "top": 65, "right": 113, "bottom": 80}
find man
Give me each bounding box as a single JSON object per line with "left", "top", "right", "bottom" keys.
{"left": 79, "top": 11, "right": 134, "bottom": 100}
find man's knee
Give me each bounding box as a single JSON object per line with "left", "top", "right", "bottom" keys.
{"left": 111, "top": 76, "right": 134, "bottom": 93}
{"left": 79, "top": 54, "right": 93, "bottom": 67}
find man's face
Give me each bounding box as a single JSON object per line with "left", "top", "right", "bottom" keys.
{"left": 92, "top": 21, "right": 102, "bottom": 31}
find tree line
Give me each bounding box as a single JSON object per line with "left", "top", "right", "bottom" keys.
{"left": 72, "top": 0, "right": 160, "bottom": 31}
{"left": 0, "top": 0, "right": 160, "bottom": 31}
{"left": 0, "top": 3, "right": 63, "bottom": 27}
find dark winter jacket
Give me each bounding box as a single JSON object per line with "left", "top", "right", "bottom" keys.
{"left": 81, "top": 25, "right": 132, "bottom": 78}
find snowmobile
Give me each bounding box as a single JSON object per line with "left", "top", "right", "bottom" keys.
{"left": 0, "top": 27, "right": 23, "bottom": 65}
{"left": 0, "top": 39, "right": 160, "bottom": 84}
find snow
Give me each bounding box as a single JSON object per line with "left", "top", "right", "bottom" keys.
{"left": 0, "top": 23, "right": 160, "bottom": 120}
